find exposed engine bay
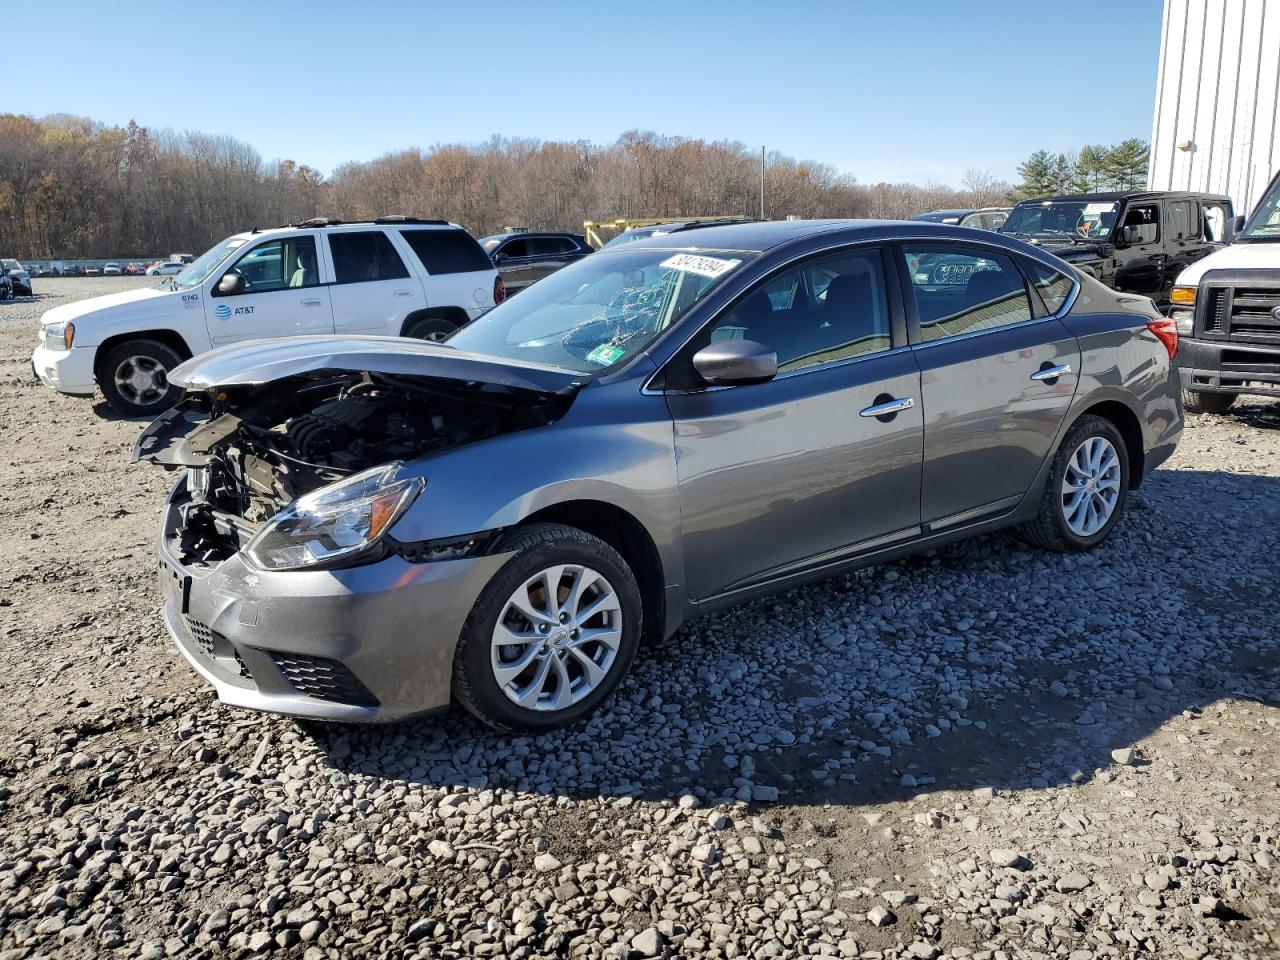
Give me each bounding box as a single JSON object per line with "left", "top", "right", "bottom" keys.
{"left": 136, "top": 370, "right": 568, "bottom": 564}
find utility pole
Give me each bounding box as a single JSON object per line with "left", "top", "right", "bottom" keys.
{"left": 760, "top": 146, "right": 766, "bottom": 220}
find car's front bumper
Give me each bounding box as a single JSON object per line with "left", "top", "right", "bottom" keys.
{"left": 1179, "top": 337, "right": 1280, "bottom": 398}
{"left": 156, "top": 479, "right": 511, "bottom": 722}
{"left": 31, "top": 343, "right": 97, "bottom": 395}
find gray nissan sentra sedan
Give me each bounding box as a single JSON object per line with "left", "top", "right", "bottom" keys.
{"left": 134, "top": 220, "right": 1183, "bottom": 732}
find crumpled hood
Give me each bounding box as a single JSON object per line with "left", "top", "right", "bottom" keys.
{"left": 40, "top": 285, "right": 174, "bottom": 328}
{"left": 169, "top": 335, "right": 584, "bottom": 395}
{"left": 1173, "top": 242, "right": 1280, "bottom": 286}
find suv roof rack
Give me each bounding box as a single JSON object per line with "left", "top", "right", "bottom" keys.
{"left": 281, "top": 216, "right": 453, "bottom": 229}
{"left": 373, "top": 215, "right": 450, "bottom": 225}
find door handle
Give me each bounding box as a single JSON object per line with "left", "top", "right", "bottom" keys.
{"left": 300, "top": 298, "right": 323, "bottom": 307}
{"left": 859, "top": 396, "right": 915, "bottom": 418}
{"left": 394, "top": 289, "right": 414, "bottom": 298}
{"left": 1030, "top": 363, "right": 1072, "bottom": 382}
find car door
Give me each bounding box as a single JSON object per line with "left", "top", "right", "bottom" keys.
{"left": 663, "top": 244, "right": 924, "bottom": 600}
{"left": 899, "top": 242, "right": 1080, "bottom": 528}
{"left": 1165, "top": 198, "right": 1211, "bottom": 283}
{"left": 1113, "top": 201, "right": 1165, "bottom": 296}
{"left": 525, "top": 236, "right": 575, "bottom": 284}
{"left": 325, "top": 229, "right": 417, "bottom": 335}
{"left": 494, "top": 237, "right": 535, "bottom": 290}
{"left": 205, "top": 234, "right": 333, "bottom": 345}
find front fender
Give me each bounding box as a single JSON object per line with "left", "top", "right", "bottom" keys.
{"left": 388, "top": 378, "right": 684, "bottom": 592}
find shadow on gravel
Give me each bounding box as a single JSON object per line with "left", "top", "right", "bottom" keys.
{"left": 1229, "top": 400, "right": 1280, "bottom": 432}
{"left": 300, "top": 467, "right": 1280, "bottom": 810}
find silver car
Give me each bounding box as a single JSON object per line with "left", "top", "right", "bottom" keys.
{"left": 135, "top": 221, "right": 1183, "bottom": 732}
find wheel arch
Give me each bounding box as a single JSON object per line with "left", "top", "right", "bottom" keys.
{"left": 93, "top": 329, "right": 193, "bottom": 381}
{"left": 400, "top": 307, "right": 470, "bottom": 338}
{"left": 1075, "top": 399, "right": 1146, "bottom": 488}
{"left": 518, "top": 499, "right": 666, "bottom": 644}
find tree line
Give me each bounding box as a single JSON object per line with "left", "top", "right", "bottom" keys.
{"left": 1013, "top": 139, "right": 1150, "bottom": 199}
{"left": 0, "top": 113, "right": 1144, "bottom": 259}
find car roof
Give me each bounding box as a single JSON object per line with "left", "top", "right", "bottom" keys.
{"left": 913, "top": 209, "right": 975, "bottom": 218}
{"left": 232, "top": 217, "right": 465, "bottom": 241}
{"left": 1019, "top": 190, "right": 1232, "bottom": 204}
{"left": 604, "top": 218, "right": 978, "bottom": 253}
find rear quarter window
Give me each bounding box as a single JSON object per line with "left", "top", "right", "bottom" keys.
{"left": 400, "top": 229, "right": 493, "bottom": 275}
{"left": 1023, "top": 259, "right": 1075, "bottom": 313}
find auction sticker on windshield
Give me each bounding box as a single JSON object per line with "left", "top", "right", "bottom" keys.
{"left": 586, "top": 343, "right": 627, "bottom": 366}
{"left": 660, "top": 253, "right": 741, "bottom": 279}
{"left": 1085, "top": 202, "right": 1117, "bottom": 214}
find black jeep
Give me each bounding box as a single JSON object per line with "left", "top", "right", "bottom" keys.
{"left": 1001, "top": 191, "right": 1234, "bottom": 304}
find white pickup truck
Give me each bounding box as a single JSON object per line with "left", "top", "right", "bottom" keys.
{"left": 32, "top": 217, "right": 504, "bottom": 415}
{"left": 1169, "top": 171, "right": 1280, "bottom": 414}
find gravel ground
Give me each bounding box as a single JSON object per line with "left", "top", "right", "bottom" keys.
{"left": 1, "top": 278, "right": 1278, "bottom": 960}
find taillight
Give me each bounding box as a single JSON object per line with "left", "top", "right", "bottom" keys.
{"left": 1147, "top": 317, "right": 1178, "bottom": 359}
{"left": 493, "top": 275, "right": 506, "bottom": 304}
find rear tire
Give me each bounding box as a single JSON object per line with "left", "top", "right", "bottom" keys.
{"left": 403, "top": 316, "right": 459, "bottom": 342}
{"left": 98, "top": 339, "right": 184, "bottom": 417}
{"left": 1022, "top": 414, "right": 1130, "bottom": 553}
{"left": 1181, "top": 389, "right": 1236, "bottom": 415}
{"left": 452, "top": 523, "right": 641, "bottom": 733}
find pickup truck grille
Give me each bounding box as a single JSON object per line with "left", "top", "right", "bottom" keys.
{"left": 1197, "top": 275, "right": 1280, "bottom": 343}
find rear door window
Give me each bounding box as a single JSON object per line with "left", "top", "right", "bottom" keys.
{"left": 901, "top": 246, "right": 1033, "bottom": 341}
{"left": 400, "top": 229, "right": 493, "bottom": 274}
{"left": 328, "top": 231, "right": 410, "bottom": 284}
{"left": 1167, "top": 200, "right": 1200, "bottom": 241}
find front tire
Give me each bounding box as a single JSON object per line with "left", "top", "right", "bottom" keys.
{"left": 1022, "top": 415, "right": 1130, "bottom": 553}
{"left": 98, "top": 339, "right": 184, "bottom": 417}
{"left": 1181, "top": 389, "right": 1236, "bottom": 415}
{"left": 452, "top": 523, "right": 641, "bottom": 733}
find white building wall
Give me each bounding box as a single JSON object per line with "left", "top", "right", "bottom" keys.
{"left": 1149, "top": 0, "right": 1280, "bottom": 215}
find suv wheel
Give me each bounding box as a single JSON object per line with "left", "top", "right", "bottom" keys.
{"left": 453, "top": 523, "right": 641, "bottom": 733}
{"left": 98, "top": 339, "right": 184, "bottom": 417}
{"left": 404, "top": 316, "right": 458, "bottom": 342}
{"left": 1022, "top": 415, "right": 1130, "bottom": 552}
{"left": 1181, "top": 389, "right": 1236, "bottom": 415}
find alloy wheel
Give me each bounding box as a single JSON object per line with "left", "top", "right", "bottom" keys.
{"left": 1060, "top": 436, "right": 1121, "bottom": 536}
{"left": 112, "top": 356, "right": 168, "bottom": 405}
{"left": 490, "top": 564, "right": 622, "bottom": 712}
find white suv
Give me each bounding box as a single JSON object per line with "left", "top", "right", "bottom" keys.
{"left": 32, "top": 217, "right": 504, "bottom": 416}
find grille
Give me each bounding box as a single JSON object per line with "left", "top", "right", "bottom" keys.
{"left": 184, "top": 617, "right": 217, "bottom": 658}
{"left": 1228, "top": 287, "right": 1280, "bottom": 341}
{"left": 1203, "top": 288, "right": 1228, "bottom": 333}
{"left": 270, "top": 653, "right": 379, "bottom": 706}
{"left": 233, "top": 650, "right": 252, "bottom": 680}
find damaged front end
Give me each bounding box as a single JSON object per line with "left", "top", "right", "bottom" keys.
{"left": 133, "top": 338, "right": 579, "bottom": 570}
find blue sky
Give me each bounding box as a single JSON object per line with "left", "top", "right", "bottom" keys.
{"left": 10, "top": 0, "right": 1163, "bottom": 187}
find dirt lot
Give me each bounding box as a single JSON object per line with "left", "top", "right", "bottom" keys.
{"left": 1, "top": 278, "right": 1278, "bottom": 960}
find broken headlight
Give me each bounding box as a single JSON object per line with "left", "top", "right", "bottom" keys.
{"left": 245, "top": 462, "right": 423, "bottom": 571}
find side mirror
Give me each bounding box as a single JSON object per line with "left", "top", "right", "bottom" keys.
{"left": 216, "top": 272, "right": 245, "bottom": 296}
{"left": 492, "top": 252, "right": 508, "bottom": 265}
{"left": 1118, "top": 225, "right": 1138, "bottom": 246}
{"left": 1225, "top": 215, "right": 1246, "bottom": 242}
{"left": 692, "top": 340, "right": 778, "bottom": 386}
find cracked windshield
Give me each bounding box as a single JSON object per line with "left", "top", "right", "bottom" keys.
{"left": 447, "top": 248, "right": 752, "bottom": 373}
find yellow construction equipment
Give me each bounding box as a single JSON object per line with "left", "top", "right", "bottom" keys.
{"left": 582, "top": 216, "right": 751, "bottom": 249}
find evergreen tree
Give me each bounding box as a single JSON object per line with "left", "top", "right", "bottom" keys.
{"left": 1015, "top": 150, "right": 1057, "bottom": 199}
{"left": 1104, "top": 139, "right": 1150, "bottom": 190}
{"left": 1071, "top": 145, "right": 1110, "bottom": 192}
